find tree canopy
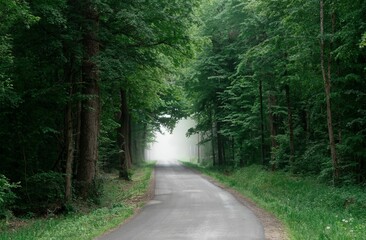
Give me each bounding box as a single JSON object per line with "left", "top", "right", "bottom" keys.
{"left": 1, "top": 0, "right": 366, "bottom": 218}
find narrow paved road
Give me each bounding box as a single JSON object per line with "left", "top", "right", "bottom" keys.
{"left": 98, "top": 160, "right": 265, "bottom": 240}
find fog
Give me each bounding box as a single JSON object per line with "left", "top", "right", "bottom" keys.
{"left": 146, "top": 118, "right": 198, "bottom": 162}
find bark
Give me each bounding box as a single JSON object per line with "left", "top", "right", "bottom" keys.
{"left": 305, "top": 110, "right": 310, "bottom": 140}
{"left": 285, "top": 84, "right": 295, "bottom": 164}
{"left": 131, "top": 120, "right": 145, "bottom": 164}
{"left": 320, "top": 0, "right": 339, "bottom": 182}
{"left": 74, "top": 99, "right": 81, "bottom": 175}
{"left": 231, "top": 137, "right": 235, "bottom": 163}
{"left": 140, "top": 123, "right": 147, "bottom": 162}
{"left": 130, "top": 121, "right": 141, "bottom": 164}
{"left": 268, "top": 92, "right": 278, "bottom": 171}
{"left": 65, "top": 97, "right": 74, "bottom": 202}
{"left": 197, "top": 133, "right": 201, "bottom": 164}
{"left": 63, "top": 43, "right": 76, "bottom": 202}
{"left": 211, "top": 117, "right": 217, "bottom": 166}
{"left": 76, "top": 1, "right": 100, "bottom": 198}
{"left": 239, "top": 142, "right": 244, "bottom": 167}
{"left": 259, "top": 79, "right": 266, "bottom": 166}
{"left": 118, "top": 89, "right": 132, "bottom": 180}
{"left": 217, "top": 122, "right": 224, "bottom": 165}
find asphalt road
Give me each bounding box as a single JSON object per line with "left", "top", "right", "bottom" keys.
{"left": 98, "top": 160, "right": 265, "bottom": 240}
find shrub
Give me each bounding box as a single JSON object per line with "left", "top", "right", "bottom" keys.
{"left": 19, "top": 171, "right": 65, "bottom": 215}
{"left": 0, "top": 174, "right": 19, "bottom": 218}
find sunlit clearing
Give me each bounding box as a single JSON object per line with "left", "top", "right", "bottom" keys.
{"left": 146, "top": 118, "right": 198, "bottom": 163}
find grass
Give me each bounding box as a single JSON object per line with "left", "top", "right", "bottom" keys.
{"left": 182, "top": 162, "right": 366, "bottom": 240}
{"left": 0, "top": 162, "right": 155, "bottom": 240}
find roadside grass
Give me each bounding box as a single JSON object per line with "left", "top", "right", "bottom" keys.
{"left": 182, "top": 162, "right": 366, "bottom": 240}
{"left": 0, "top": 162, "right": 155, "bottom": 240}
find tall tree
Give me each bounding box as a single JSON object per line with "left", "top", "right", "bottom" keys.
{"left": 320, "top": 0, "right": 339, "bottom": 182}
{"left": 76, "top": 0, "right": 100, "bottom": 198}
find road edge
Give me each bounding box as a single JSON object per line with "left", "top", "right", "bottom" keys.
{"left": 182, "top": 163, "right": 289, "bottom": 240}
{"left": 95, "top": 166, "right": 156, "bottom": 240}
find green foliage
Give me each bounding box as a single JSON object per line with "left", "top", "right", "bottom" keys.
{"left": 0, "top": 175, "right": 19, "bottom": 218}
{"left": 185, "top": 0, "right": 366, "bottom": 184}
{"left": 361, "top": 33, "right": 366, "bottom": 48}
{"left": 0, "top": 163, "right": 154, "bottom": 240}
{"left": 17, "top": 172, "right": 65, "bottom": 215}
{"left": 1, "top": 0, "right": 200, "bottom": 212}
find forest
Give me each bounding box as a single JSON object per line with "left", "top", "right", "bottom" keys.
{"left": 1, "top": 0, "right": 366, "bottom": 234}
{"left": 187, "top": 0, "right": 366, "bottom": 186}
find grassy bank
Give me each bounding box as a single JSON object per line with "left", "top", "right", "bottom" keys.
{"left": 0, "top": 162, "right": 155, "bottom": 240}
{"left": 183, "top": 162, "right": 366, "bottom": 240}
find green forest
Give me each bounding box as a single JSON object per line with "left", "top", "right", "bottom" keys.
{"left": 1, "top": 0, "right": 366, "bottom": 238}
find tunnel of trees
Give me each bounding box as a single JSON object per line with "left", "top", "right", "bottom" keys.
{"left": 1, "top": 0, "right": 366, "bottom": 217}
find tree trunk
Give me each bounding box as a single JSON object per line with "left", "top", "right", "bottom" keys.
{"left": 239, "top": 142, "right": 244, "bottom": 167}
{"left": 231, "top": 137, "right": 235, "bottom": 163}
{"left": 305, "top": 109, "right": 310, "bottom": 140}
{"left": 320, "top": 0, "right": 339, "bottom": 182}
{"left": 259, "top": 79, "right": 266, "bottom": 166}
{"left": 217, "top": 122, "right": 224, "bottom": 166}
{"left": 118, "top": 89, "right": 132, "bottom": 180}
{"left": 62, "top": 42, "right": 76, "bottom": 202}
{"left": 285, "top": 84, "right": 295, "bottom": 164}
{"left": 131, "top": 120, "right": 143, "bottom": 164}
{"left": 65, "top": 97, "right": 74, "bottom": 202}
{"left": 197, "top": 133, "right": 201, "bottom": 164}
{"left": 268, "top": 92, "right": 278, "bottom": 171}
{"left": 76, "top": 1, "right": 100, "bottom": 198}
{"left": 211, "top": 117, "right": 217, "bottom": 166}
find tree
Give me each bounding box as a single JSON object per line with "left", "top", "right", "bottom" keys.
{"left": 319, "top": 0, "right": 339, "bottom": 182}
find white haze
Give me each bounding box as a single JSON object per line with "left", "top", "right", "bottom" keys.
{"left": 146, "top": 118, "right": 198, "bottom": 162}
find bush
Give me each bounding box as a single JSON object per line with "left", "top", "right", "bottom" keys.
{"left": 0, "top": 174, "right": 19, "bottom": 218}
{"left": 18, "top": 171, "right": 65, "bottom": 215}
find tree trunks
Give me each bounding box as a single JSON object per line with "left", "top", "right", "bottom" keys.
{"left": 65, "top": 96, "right": 74, "bottom": 202}
{"left": 217, "top": 122, "right": 225, "bottom": 166}
{"left": 320, "top": 0, "right": 339, "bottom": 183}
{"left": 118, "top": 89, "right": 132, "bottom": 180}
{"left": 259, "top": 79, "right": 266, "bottom": 166}
{"left": 76, "top": 1, "right": 100, "bottom": 198}
{"left": 285, "top": 84, "right": 295, "bottom": 164}
{"left": 131, "top": 121, "right": 145, "bottom": 164}
{"left": 268, "top": 92, "right": 278, "bottom": 171}
{"left": 197, "top": 133, "right": 201, "bottom": 164}
{"left": 63, "top": 41, "right": 78, "bottom": 202}
{"left": 210, "top": 109, "right": 217, "bottom": 166}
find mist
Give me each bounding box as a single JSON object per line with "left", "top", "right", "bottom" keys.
{"left": 146, "top": 118, "right": 198, "bottom": 162}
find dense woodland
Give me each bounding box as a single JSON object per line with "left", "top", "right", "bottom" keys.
{"left": 1, "top": 0, "right": 366, "bottom": 219}
{"left": 187, "top": 0, "right": 366, "bottom": 185}
{"left": 0, "top": 0, "right": 197, "bottom": 216}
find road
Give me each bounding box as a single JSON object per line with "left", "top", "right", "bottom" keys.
{"left": 98, "top": 160, "right": 265, "bottom": 240}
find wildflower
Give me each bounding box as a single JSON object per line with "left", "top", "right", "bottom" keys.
{"left": 326, "top": 226, "right": 331, "bottom": 230}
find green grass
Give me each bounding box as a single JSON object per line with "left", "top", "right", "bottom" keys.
{"left": 182, "top": 162, "right": 366, "bottom": 240}
{"left": 0, "top": 162, "right": 155, "bottom": 240}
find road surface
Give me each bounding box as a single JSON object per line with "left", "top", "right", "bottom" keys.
{"left": 98, "top": 160, "right": 265, "bottom": 240}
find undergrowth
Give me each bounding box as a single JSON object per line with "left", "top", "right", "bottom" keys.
{"left": 183, "top": 162, "right": 366, "bottom": 240}
{"left": 0, "top": 162, "right": 155, "bottom": 240}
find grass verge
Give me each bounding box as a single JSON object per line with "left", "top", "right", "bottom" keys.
{"left": 0, "top": 162, "right": 155, "bottom": 240}
{"left": 182, "top": 162, "right": 366, "bottom": 240}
